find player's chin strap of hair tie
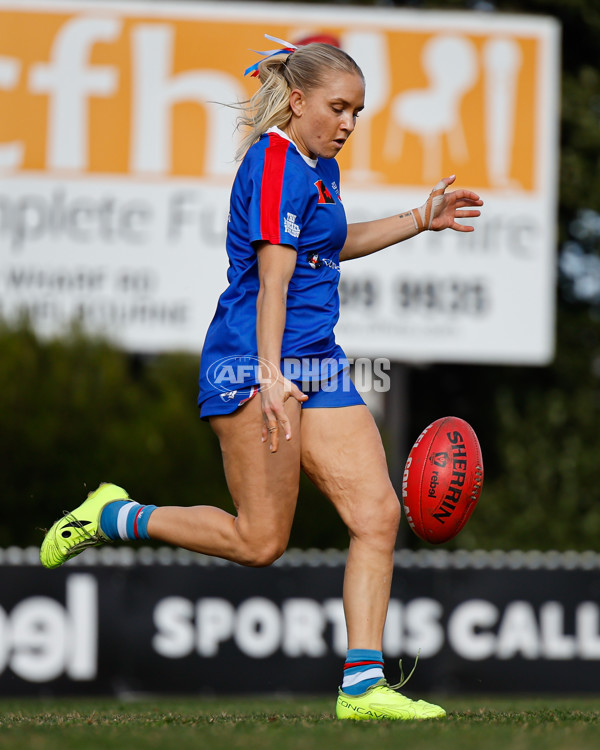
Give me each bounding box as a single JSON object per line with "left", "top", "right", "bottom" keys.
{"left": 411, "top": 178, "right": 450, "bottom": 232}
{"left": 244, "top": 33, "right": 298, "bottom": 77}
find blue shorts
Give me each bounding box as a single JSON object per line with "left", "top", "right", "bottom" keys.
{"left": 199, "top": 368, "right": 365, "bottom": 420}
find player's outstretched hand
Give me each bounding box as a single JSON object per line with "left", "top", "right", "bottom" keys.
{"left": 415, "top": 175, "right": 483, "bottom": 233}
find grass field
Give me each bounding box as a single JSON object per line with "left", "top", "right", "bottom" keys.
{"left": 0, "top": 695, "right": 599, "bottom": 750}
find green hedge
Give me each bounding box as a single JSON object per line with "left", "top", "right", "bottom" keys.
{"left": 405, "top": 305, "right": 600, "bottom": 552}
{"left": 3, "top": 315, "right": 600, "bottom": 552}
{"left": 0, "top": 322, "right": 347, "bottom": 550}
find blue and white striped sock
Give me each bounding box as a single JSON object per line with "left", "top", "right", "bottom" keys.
{"left": 99, "top": 501, "right": 157, "bottom": 541}
{"left": 341, "top": 648, "right": 385, "bottom": 695}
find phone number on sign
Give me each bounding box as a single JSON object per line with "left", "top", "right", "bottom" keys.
{"left": 339, "top": 277, "right": 489, "bottom": 316}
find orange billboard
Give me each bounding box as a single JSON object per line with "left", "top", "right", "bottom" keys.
{"left": 0, "top": 1, "right": 560, "bottom": 363}
{"left": 1, "top": 4, "right": 545, "bottom": 190}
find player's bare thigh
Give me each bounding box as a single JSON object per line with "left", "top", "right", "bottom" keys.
{"left": 209, "top": 394, "right": 302, "bottom": 553}
{"left": 300, "top": 405, "right": 400, "bottom": 535}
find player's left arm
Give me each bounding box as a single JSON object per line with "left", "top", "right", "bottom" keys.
{"left": 339, "top": 176, "right": 483, "bottom": 262}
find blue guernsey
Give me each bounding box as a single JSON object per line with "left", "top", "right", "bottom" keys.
{"left": 198, "top": 128, "right": 349, "bottom": 409}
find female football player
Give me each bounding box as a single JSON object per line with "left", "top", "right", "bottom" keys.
{"left": 41, "top": 38, "right": 482, "bottom": 720}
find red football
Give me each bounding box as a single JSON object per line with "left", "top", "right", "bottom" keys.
{"left": 402, "top": 416, "right": 483, "bottom": 544}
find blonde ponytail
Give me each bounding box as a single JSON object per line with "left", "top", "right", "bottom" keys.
{"left": 235, "top": 55, "right": 294, "bottom": 160}
{"left": 234, "top": 43, "right": 363, "bottom": 161}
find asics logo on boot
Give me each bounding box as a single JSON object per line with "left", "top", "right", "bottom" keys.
{"left": 61, "top": 519, "right": 92, "bottom": 538}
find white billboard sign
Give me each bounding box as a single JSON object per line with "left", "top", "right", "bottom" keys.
{"left": 0, "top": 0, "right": 560, "bottom": 363}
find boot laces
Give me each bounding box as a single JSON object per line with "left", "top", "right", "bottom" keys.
{"left": 59, "top": 509, "right": 103, "bottom": 549}
{"left": 387, "top": 650, "right": 420, "bottom": 691}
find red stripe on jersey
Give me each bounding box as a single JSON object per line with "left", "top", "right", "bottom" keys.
{"left": 133, "top": 507, "right": 144, "bottom": 539}
{"left": 344, "top": 660, "right": 385, "bottom": 670}
{"left": 260, "top": 133, "right": 290, "bottom": 243}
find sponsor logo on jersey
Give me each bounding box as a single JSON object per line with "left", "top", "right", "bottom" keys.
{"left": 307, "top": 253, "right": 322, "bottom": 269}
{"left": 306, "top": 253, "right": 341, "bottom": 272}
{"left": 314, "top": 180, "right": 336, "bottom": 204}
{"left": 284, "top": 212, "right": 300, "bottom": 237}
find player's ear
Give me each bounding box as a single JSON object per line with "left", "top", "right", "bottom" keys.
{"left": 289, "top": 89, "right": 305, "bottom": 116}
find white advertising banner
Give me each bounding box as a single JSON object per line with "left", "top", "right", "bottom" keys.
{"left": 0, "top": 0, "right": 560, "bottom": 363}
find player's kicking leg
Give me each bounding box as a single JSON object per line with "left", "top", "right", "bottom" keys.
{"left": 40, "top": 395, "right": 301, "bottom": 569}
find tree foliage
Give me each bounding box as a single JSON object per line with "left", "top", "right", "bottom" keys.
{"left": 4, "top": 0, "right": 600, "bottom": 551}
{"left": 0, "top": 322, "right": 348, "bottom": 550}
{"left": 375, "top": 0, "right": 600, "bottom": 550}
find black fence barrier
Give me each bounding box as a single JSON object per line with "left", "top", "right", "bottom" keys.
{"left": 1, "top": 548, "right": 600, "bottom": 695}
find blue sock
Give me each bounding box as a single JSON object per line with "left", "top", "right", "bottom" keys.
{"left": 100, "top": 500, "right": 157, "bottom": 541}
{"left": 341, "top": 648, "right": 385, "bottom": 695}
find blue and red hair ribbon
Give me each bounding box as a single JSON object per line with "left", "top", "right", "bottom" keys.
{"left": 244, "top": 34, "right": 298, "bottom": 78}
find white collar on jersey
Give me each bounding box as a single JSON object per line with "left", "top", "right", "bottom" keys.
{"left": 266, "top": 126, "right": 318, "bottom": 168}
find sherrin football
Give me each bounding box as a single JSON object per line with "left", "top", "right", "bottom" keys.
{"left": 402, "top": 416, "right": 483, "bottom": 544}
